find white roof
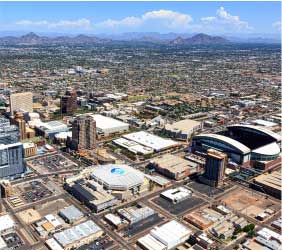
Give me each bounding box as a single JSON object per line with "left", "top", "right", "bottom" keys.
{"left": 105, "top": 213, "right": 122, "bottom": 225}
{"left": 45, "top": 214, "right": 62, "bottom": 228}
{"left": 54, "top": 220, "right": 102, "bottom": 247}
{"left": 161, "top": 187, "right": 192, "bottom": 201}
{"left": 91, "top": 114, "right": 129, "bottom": 131}
{"left": 150, "top": 220, "right": 191, "bottom": 248}
{"left": 55, "top": 131, "right": 72, "bottom": 139}
{"left": 123, "top": 131, "right": 178, "bottom": 151}
{"left": 45, "top": 238, "right": 64, "bottom": 250}
{"left": 138, "top": 234, "right": 166, "bottom": 250}
{"left": 91, "top": 164, "right": 144, "bottom": 190}
{"left": 257, "top": 227, "right": 282, "bottom": 243}
{"left": 113, "top": 137, "right": 154, "bottom": 155}
{"left": 253, "top": 119, "right": 278, "bottom": 127}
{"left": 194, "top": 133, "right": 251, "bottom": 154}
{"left": 0, "top": 214, "right": 15, "bottom": 232}
{"left": 253, "top": 142, "right": 281, "bottom": 156}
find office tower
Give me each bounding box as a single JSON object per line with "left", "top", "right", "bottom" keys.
{"left": 61, "top": 90, "right": 77, "bottom": 115}
{"left": 10, "top": 112, "right": 26, "bottom": 140}
{"left": 0, "top": 119, "right": 20, "bottom": 145}
{"left": 202, "top": 149, "right": 227, "bottom": 187}
{"left": 0, "top": 142, "right": 25, "bottom": 178}
{"left": 10, "top": 92, "right": 33, "bottom": 114}
{"left": 71, "top": 114, "right": 96, "bottom": 150}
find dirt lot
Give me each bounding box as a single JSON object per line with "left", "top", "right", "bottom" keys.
{"left": 219, "top": 188, "right": 280, "bottom": 219}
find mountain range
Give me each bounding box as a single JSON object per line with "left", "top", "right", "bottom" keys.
{"left": 0, "top": 32, "right": 280, "bottom": 45}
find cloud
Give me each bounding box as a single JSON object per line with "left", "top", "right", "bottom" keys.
{"left": 97, "top": 9, "right": 192, "bottom": 31}
{"left": 272, "top": 21, "right": 281, "bottom": 32}
{"left": 15, "top": 18, "right": 92, "bottom": 30}
{"left": 200, "top": 7, "right": 252, "bottom": 32}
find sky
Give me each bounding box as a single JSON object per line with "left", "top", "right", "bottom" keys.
{"left": 0, "top": 1, "right": 281, "bottom": 35}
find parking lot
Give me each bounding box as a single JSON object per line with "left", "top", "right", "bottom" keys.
{"left": 79, "top": 235, "right": 114, "bottom": 250}
{"left": 2, "top": 232, "right": 24, "bottom": 250}
{"left": 20, "top": 180, "right": 53, "bottom": 203}
{"left": 27, "top": 153, "right": 78, "bottom": 173}
{"left": 152, "top": 195, "right": 206, "bottom": 215}
{"left": 187, "top": 180, "right": 227, "bottom": 197}
{"left": 123, "top": 214, "right": 163, "bottom": 237}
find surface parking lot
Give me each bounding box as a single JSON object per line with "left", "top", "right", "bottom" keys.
{"left": 2, "top": 232, "right": 24, "bottom": 250}
{"left": 152, "top": 195, "right": 206, "bottom": 215}
{"left": 79, "top": 235, "right": 114, "bottom": 250}
{"left": 21, "top": 180, "right": 52, "bottom": 203}
{"left": 27, "top": 153, "right": 78, "bottom": 173}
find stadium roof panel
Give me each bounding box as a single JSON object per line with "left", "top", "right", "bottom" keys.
{"left": 194, "top": 133, "right": 251, "bottom": 154}
{"left": 228, "top": 124, "right": 282, "bottom": 142}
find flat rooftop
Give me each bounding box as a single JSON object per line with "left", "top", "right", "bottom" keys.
{"left": 254, "top": 170, "right": 282, "bottom": 191}
{"left": 123, "top": 131, "right": 179, "bottom": 152}
{"left": 150, "top": 154, "right": 190, "bottom": 174}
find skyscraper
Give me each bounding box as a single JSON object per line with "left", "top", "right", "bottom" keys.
{"left": 201, "top": 149, "right": 227, "bottom": 187}
{"left": 10, "top": 92, "right": 33, "bottom": 114}
{"left": 71, "top": 114, "right": 96, "bottom": 150}
{"left": 0, "top": 142, "right": 25, "bottom": 178}
{"left": 10, "top": 112, "right": 26, "bottom": 140}
{"left": 0, "top": 118, "right": 20, "bottom": 145}
{"left": 61, "top": 90, "right": 77, "bottom": 115}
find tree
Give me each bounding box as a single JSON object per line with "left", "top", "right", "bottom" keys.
{"left": 243, "top": 224, "right": 255, "bottom": 233}
{"left": 233, "top": 226, "right": 242, "bottom": 235}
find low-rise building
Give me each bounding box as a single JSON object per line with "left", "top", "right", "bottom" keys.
{"left": 149, "top": 154, "right": 198, "bottom": 180}
{"left": 59, "top": 205, "right": 83, "bottom": 224}
{"left": 160, "top": 187, "right": 192, "bottom": 204}
{"left": 164, "top": 119, "right": 202, "bottom": 141}
{"left": 53, "top": 220, "right": 103, "bottom": 250}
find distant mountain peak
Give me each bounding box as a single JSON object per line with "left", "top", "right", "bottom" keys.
{"left": 170, "top": 33, "right": 229, "bottom": 45}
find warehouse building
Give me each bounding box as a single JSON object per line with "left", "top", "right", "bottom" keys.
{"left": 59, "top": 205, "right": 83, "bottom": 224}
{"left": 137, "top": 220, "right": 192, "bottom": 250}
{"left": 53, "top": 220, "right": 103, "bottom": 250}
{"left": 252, "top": 170, "right": 281, "bottom": 199}
{"left": 122, "top": 131, "right": 179, "bottom": 153}
{"left": 35, "top": 121, "right": 69, "bottom": 139}
{"left": 90, "top": 114, "right": 129, "bottom": 137}
{"left": 118, "top": 206, "right": 155, "bottom": 225}
{"left": 0, "top": 214, "right": 15, "bottom": 234}
{"left": 164, "top": 119, "right": 202, "bottom": 141}
{"left": 149, "top": 154, "right": 199, "bottom": 180}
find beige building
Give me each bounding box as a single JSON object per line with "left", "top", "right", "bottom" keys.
{"left": 164, "top": 119, "right": 202, "bottom": 141}
{"left": 23, "top": 142, "right": 38, "bottom": 158}
{"left": 10, "top": 92, "right": 33, "bottom": 114}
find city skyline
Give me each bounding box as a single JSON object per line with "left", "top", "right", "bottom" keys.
{"left": 0, "top": 1, "right": 281, "bottom": 35}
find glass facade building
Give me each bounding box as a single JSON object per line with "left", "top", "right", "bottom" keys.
{"left": 0, "top": 142, "right": 25, "bottom": 178}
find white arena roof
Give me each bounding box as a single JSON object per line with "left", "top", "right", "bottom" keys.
{"left": 91, "top": 164, "right": 144, "bottom": 191}
{"left": 122, "top": 131, "right": 179, "bottom": 152}
{"left": 194, "top": 133, "right": 251, "bottom": 154}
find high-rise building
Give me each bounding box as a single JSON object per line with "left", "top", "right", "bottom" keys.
{"left": 10, "top": 112, "right": 26, "bottom": 140}
{"left": 0, "top": 118, "right": 19, "bottom": 145}
{"left": 71, "top": 114, "right": 96, "bottom": 150}
{"left": 0, "top": 142, "right": 25, "bottom": 178}
{"left": 61, "top": 90, "right": 77, "bottom": 115}
{"left": 201, "top": 149, "right": 227, "bottom": 187}
{"left": 10, "top": 92, "right": 33, "bottom": 114}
